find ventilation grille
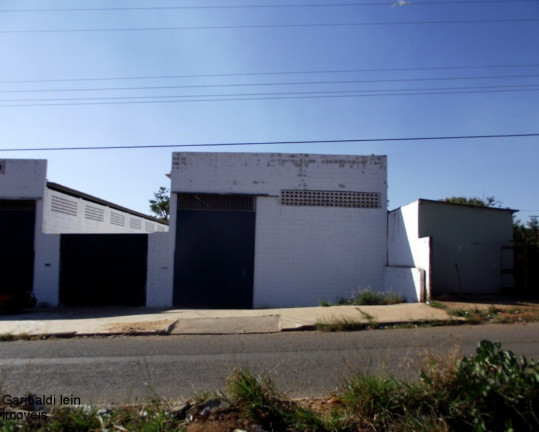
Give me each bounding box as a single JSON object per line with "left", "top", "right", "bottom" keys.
{"left": 129, "top": 217, "right": 142, "bottom": 230}
{"left": 110, "top": 212, "right": 126, "bottom": 227}
{"left": 157, "top": 225, "right": 166, "bottom": 232}
{"left": 281, "top": 190, "right": 380, "bottom": 208}
{"left": 144, "top": 222, "right": 155, "bottom": 233}
{"left": 51, "top": 195, "right": 78, "bottom": 216}
{"left": 84, "top": 205, "right": 104, "bottom": 222}
{"left": 178, "top": 193, "right": 255, "bottom": 212}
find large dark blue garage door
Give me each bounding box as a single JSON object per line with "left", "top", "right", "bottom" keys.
{"left": 173, "top": 194, "right": 256, "bottom": 309}
{"left": 59, "top": 234, "right": 148, "bottom": 306}
{"left": 0, "top": 200, "right": 36, "bottom": 295}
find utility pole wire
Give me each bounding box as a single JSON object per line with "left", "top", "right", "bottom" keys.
{"left": 3, "top": 73, "right": 539, "bottom": 94}
{"left": 2, "top": 63, "right": 538, "bottom": 84}
{"left": 1, "top": 18, "right": 538, "bottom": 34}
{"left": 0, "top": 1, "right": 535, "bottom": 13}
{"left": 1, "top": 133, "right": 537, "bottom": 152}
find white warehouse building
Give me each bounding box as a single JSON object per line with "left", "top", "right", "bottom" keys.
{"left": 168, "top": 152, "right": 388, "bottom": 308}
{"left": 2, "top": 154, "right": 515, "bottom": 309}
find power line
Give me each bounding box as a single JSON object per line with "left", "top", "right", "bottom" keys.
{"left": 2, "top": 87, "right": 538, "bottom": 107}
{"left": 2, "top": 63, "right": 538, "bottom": 85}
{"left": 1, "top": 1, "right": 535, "bottom": 13}
{"left": 3, "top": 74, "right": 539, "bottom": 94}
{"left": 1, "top": 133, "right": 537, "bottom": 152}
{"left": 2, "top": 84, "right": 539, "bottom": 105}
{"left": 2, "top": 86, "right": 538, "bottom": 107}
{"left": 1, "top": 18, "right": 537, "bottom": 34}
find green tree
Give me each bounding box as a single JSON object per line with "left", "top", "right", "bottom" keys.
{"left": 149, "top": 186, "right": 169, "bottom": 221}
{"left": 442, "top": 196, "right": 501, "bottom": 207}
{"left": 514, "top": 216, "right": 538, "bottom": 248}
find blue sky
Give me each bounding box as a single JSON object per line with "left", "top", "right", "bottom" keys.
{"left": 1, "top": 0, "right": 538, "bottom": 222}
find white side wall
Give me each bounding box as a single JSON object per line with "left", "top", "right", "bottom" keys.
{"left": 386, "top": 201, "right": 431, "bottom": 301}
{"left": 33, "top": 233, "right": 61, "bottom": 306}
{"left": 42, "top": 188, "right": 168, "bottom": 234}
{"left": 170, "top": 152, "right": 388, "bottom": 308}
{"left": 146, "top": 232, "right": 172, "bottom": 307}
{"left": 387, "top": 201, "right": 419, "bottom": 267}
{"left": 384, "top": 267, "right": 425, "bottom": 302}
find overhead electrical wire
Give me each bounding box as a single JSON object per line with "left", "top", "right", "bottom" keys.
{"left": 2, "top": 63, "right": 538, "bottom": 85}
{"left": 1, "top": 18, "right": 538, "bottom": 34}
{"left": 1, "top": 133, "right": 538, "bottom": 152}
{"left": 2, "top": 73, "right": 539, "bottom": 94}
{"left": 1, "top": 1, "right": 536, "bottom": 13}
{"left": 2, "top": 83, "right": 537, "bottom": 100}
{"left": 2, "top": 84, "right": 539, "bottom": 107}
{"left": 3, "top": 87, "right": 539, "bottom": 107}
{"left": 2, "top": 64, "right": 538, "bottom": 86}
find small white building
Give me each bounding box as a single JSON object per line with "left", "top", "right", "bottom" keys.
{"left": 386, "top": 199, "right": 515, "bottom": 301}
{"left": 169, "top": 152, "right": 388, "bottom": 308}
{"left": 0, "top": 159, "right": 168, "bottom": 306}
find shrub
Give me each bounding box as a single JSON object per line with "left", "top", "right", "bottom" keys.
{"left": 452, "top": 340, "right": 539, "bottom": 431}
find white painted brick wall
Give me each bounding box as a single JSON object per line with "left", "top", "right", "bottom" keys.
{"left": 384, "top": 267, "right": 425, "bottom": 302}
{"left": 146, "top": 232, "right": 173, "bottom": 307}
{"left": 33, "top": 233, "right": 61, "bottom": 306}
{"left": 386, "top": 201, "right": 437, "bottom": 300}
{"left": 42, "top": 188, "right": 168, "bottom": 234}
{"left": 0, "top": 159, "right": 46, "bottom": 198}
{"left": 170, "top": 152, "right": 388, "bottom": 308}
{"left": 171, "top": 152, "right": 387, "bottom": 197}
{"left": 254, "top": 197, "right": 387, "bottom": 307}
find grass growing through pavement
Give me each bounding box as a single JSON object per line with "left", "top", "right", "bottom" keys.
{"left": 315, "top": 308, "right": 380, "bottom": 332}
{"left": 319, "top": 288, "right": 405, "bottom": 308}
{"left": 2, "top": 340, "right": 536, "bottom": 431}
{"left": 428, "top": 300, "right": 539, "bottom": 325}
{"left": 315, "top": 317, "right": 372, "bottom": 332}
{"left": 343, "top": 288, "right": 405, "bottom": 306}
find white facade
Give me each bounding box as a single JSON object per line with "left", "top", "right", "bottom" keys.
{"left": 0, "top": 159, "right": 47, "bottom": 199}
{"left": 386, "top": 199, "right": 514, "bottom": 299}
{"left": 170, "top": 152, "right": 388, "bottom": 308}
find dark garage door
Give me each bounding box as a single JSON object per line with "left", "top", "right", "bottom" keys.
{"left": 173, "top": 194, "right": 256, "bottom": 309}
{"left": 0, "top": 200, "right": 36, "bottom": 294}
{"left": 59, "top": 234, "right": 148, "bottom": 306}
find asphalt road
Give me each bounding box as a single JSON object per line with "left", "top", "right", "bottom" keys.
{"left": 1, "top": 324, "right": 538, "bottom": 405}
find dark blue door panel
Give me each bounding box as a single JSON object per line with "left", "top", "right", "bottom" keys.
{"left": 173, "top": 209, "right": 255, "bottom": 309}
{"left": 0, "top": 200, "right": 36, "bottom": 294}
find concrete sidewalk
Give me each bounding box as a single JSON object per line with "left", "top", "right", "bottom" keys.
{"left": 0, "top": 303, "right": 452, "bottom": 336}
